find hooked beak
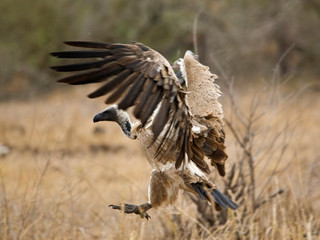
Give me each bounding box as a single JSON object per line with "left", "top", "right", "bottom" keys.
{"left": 93, "top": 112, "right": 103, "bottom": 123}
{"left": 93, "top": 110, "right": 112, "bottom": 123}
{"left": 93, "top": 106, "right": 117, "bottom": 123}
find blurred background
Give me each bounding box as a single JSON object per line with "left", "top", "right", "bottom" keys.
{"left": 0, "top": 0, "right": 319, "bottom": 99}
{"left": 0, "top": 0, "right": 319, "bottom": 239}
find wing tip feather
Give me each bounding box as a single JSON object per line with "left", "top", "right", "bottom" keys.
{"left": 63, "top": 41, "right": 109, "bottom": 48}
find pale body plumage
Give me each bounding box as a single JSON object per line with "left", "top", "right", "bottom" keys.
{"left": 51, "top": 41, "right": 238, "bottom": 219}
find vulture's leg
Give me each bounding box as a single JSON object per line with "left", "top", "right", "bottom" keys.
{"left": 109, "top": 203, "right": 152, "bottom": 220}
{"left": 109, "top": 169, "right": 178, "bottom": 220}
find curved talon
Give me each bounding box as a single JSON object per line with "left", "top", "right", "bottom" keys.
{"left": 145, "top": 213, "right": 151, "bottom": 220}
{"left": 108, "top": 204, "right": 121, "bottom": 210}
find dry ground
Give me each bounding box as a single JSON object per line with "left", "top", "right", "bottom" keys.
{"left": 0, "top": 85, "right": 319, "bottom": 240}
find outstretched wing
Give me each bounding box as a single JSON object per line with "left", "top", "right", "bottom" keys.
{"left": 51, "top": 41, "right": 210, "bottom": 173}
{"left": 51, "top": 41, "right": 181, "bottom": 138}
{"left": 183, "top": 52, "right": 228, "bottom": 176}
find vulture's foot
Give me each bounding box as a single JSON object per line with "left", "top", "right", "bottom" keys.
{"left": 109, "top": 203, "right": 152, "bottom": 220}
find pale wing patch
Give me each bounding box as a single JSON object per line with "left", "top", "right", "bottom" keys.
{"left": 176, "top": 58, "right": 188, "bottom": 88}
{"left": 160, "top": 162, "right": 175, "bottom": 172}
{"left": 192, "top": 126, "right": 201, "bottom": 134}
{"left": 145, "top": 102, "right": 161, "bottom": 129}
{"left": 186, "top": 156, "right": 206, "bottom": 178}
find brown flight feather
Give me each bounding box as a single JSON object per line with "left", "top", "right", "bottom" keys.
{"left": 50, "top": 41, "right": 238, "bottom": 212}
{"left": 51, "top": 41, "right": 228, "bottom": 188}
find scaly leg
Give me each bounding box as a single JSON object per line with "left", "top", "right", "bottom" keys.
{"left": 109, "top": 170, "right": 178, "bottom": 220}
{"left": 108, "top": 203, "right": 152, "bottom": 220}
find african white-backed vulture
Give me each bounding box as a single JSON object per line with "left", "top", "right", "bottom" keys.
{"left": 51, "top": 41, "right": 238, "bottom": 219}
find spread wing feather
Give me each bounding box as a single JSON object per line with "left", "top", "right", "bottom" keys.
{"left": 190, "top": 126, "right": 227, "bottom": 176}
{"left": 51, "top": 50, "right": 111, "bottom": 59}
{"left": 50, "top": 41, "right": 209, "bottom": 172}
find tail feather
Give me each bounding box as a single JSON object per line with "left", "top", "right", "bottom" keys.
{"left": 211, "top": 189, "right": 238, "bottom": 210}
{"left": 211, "top": 189, "right": 227, "bottom": 209}
{"left": 192, "top": 183, "right": 238, "bottom": 210}
{"left": 191, "top": 183, "right": 210, "bottom": 201}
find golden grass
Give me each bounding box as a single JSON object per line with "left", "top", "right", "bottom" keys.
{"left": 0, "top": 86, "right": 319, "bottom": 239}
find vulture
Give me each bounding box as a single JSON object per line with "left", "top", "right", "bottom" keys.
{"left": 50, "top": 41, "right": 238, "bottom": 220}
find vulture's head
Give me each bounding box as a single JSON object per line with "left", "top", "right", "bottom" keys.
{"left": 93, "top": 105, "right": 137, "bottom": 139}
{"left": 93, "top": 105, "right": 120, "bottom": 123}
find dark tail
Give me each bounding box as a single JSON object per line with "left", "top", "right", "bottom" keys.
{"left": 191, "top": 183, "right": 238, "bottom": 210}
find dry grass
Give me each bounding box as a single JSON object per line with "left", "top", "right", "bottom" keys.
{"left": 0, "top": 84, "right": 319, "bottom": 239}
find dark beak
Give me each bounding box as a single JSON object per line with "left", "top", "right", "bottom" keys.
{"left": 93, "top": 108, "right": 115, "bottom": 123}
{"left": 93, "top": 112, "right": 103, "bottom": 123}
